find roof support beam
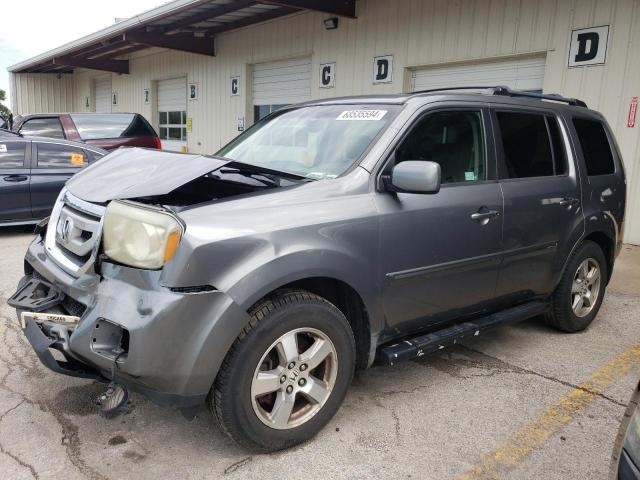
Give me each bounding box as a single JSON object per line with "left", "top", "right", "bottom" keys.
{"left": 122, "top": 31, "right": 215, "bottom": 56}
{"left": 260, "top": 0, "right": 356, "bottom": 18}
{"left": 205, "top": 6, "right": 297, "bottom": 35}
{"left": 52, "top": 56, "right": 129, "bottom": 74}
{"left": 81, "top": 41, "right": 129, "bottom": 59}
{"left": 162, "top": 0, "right": 258, "bottom": 33}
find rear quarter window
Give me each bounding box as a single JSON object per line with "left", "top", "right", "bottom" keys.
{"left": 572, "top": 118, "right": 615, "bottom": 176}
{"left": 70, "top": 114, "right": 155, "bottom": 140}
{"left": 19, "top": 117, "right": 65, "bottom": 139}
{"left": 36, "top": 143, "right": 87, "bottom": 168}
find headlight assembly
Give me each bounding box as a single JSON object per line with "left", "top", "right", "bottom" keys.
{"left": 103, "top": 201, "right": 184, "bottom": 269}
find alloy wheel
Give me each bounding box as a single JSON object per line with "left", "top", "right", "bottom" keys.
{"left": 571, "top": 258, "right": 601, "bottom": 318}
{"left": 251, "top": 328, "right": 338, "bottom": 430}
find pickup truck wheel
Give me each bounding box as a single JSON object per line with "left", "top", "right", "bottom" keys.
{"left": 545, "top": 240, "right": 607, "bottom": 333}
{"left": 210, "top": 290, "right": 355, "bottom": 452}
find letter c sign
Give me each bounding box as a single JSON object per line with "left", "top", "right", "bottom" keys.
{"left": 568, "top": 26, "right": 609, "bottom": 67}
{"left": 230, "top": 76, "right": 240, "bottom": 96}
{"left": 320, "top": 63, "right": 335, "bottom": 89}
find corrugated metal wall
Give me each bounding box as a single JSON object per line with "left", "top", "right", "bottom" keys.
{"left": 10, "top": 73, "right": 74, "bottom": 114}
{"left": 9, "top": 0, "right": 640, "bottom": 244}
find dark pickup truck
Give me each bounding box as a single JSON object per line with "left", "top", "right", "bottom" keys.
{"left": 13, "top": 113, "right": 161, "bottom": 151}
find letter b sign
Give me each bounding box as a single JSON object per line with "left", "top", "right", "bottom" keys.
{"left": 569, "top": 26, "right": 609, "bottom": 67}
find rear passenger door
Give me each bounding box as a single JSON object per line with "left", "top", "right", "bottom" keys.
{"left": 0, "top": 140, "right": 31, "bottom": 222}
{"left": 493, "top": 108, "right": 584, "bottom": 303}
{"left": 30, "top": 142, "right": 88, "bottom": 218}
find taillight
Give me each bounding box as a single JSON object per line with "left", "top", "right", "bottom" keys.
{"left": 154, "top": 136, "right": 162, "bottom": 149}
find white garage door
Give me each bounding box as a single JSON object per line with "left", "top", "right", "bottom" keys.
{"left": 253, "top": 57, "right": 312, "bottom": 122}
{"left": 412, "top": 56, "right": 546, "bottom": 92}
{"left": 158, "top": 77, "right": 187, "bottom": 152}
{"left": 94, "top": 77, "right": 112, "bottom": 113}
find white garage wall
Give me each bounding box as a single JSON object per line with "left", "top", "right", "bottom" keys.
{"left": 10, "top": 73, "right": 74, "bottom": 114}
{"left": 9, "top": 0, "right": 640, "bottom": 243}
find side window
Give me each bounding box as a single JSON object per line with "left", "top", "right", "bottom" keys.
{"left": 572, "top": 118, "right": 615, "bottom": 176}
{"left": 0, "top": 142, "right": 26, "bottom": 168}
{"left": 36, "top": 143, "right": 87, "bottom": 168}
{"left": 496, "top": 111, "right": 554, "bottom": 178}
{"left": 19, "top": 117, "right": 65, "bottom": 139}
{"left": 395, "top": 110, "right": 486, "bottom": 184}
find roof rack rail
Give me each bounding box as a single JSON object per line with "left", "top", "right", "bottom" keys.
{"left": 492, "top": 86, "right": 588, "bottom": 108}
{"left": 412, "top": 85, "right": 588, "bottom": 108}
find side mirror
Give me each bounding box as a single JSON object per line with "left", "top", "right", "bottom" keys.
{"left": 387, "top": 161, "right": 441, "bottom": 194}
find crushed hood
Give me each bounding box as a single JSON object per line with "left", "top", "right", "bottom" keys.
{"left": 66, "top": 148, "right": 229, "bottom": 203}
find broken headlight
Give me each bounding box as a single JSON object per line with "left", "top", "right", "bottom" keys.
{"left": 103, "top": 201, "right": 183, "bottom": 269}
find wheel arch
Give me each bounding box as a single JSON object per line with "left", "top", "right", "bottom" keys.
{"left": 583, "top": 230, "right": 615, "bottom": 282}
{"left": 257, "top": 277, "right": 373, "bottom": 370}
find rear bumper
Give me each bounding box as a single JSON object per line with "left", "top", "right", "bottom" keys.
{"left": 13, "top": 235, "right": 251, "bottom": 408}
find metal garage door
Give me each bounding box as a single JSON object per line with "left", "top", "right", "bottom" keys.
{"left": 94, "top": 77, "right": 112, "bottom": 113}
{"left": 411, "top": 56, "right": 546, "bottom": 92}
{"left": 253, "top": 57, "right": 312, "bottom": 122}
{"left": 158, "top": 77, "right": 187, "bottom": 152}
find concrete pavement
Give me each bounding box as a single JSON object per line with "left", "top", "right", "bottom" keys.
{"left": 1, "top": 227, "right": 639, "bottom": 479}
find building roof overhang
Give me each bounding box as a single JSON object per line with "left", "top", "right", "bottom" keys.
{"left": 9, "top": 0, "right": 356, "bottom": 74}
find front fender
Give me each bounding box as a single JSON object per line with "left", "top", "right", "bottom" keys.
{"left": 225, "top": 249, "right": 385, "bottom": 334}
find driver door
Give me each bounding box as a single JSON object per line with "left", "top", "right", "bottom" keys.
{"left": 375, "top": 107, "right": 504, "bottom": 336}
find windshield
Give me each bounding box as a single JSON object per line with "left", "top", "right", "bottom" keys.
{"left": 217, "top": 105, "right": 399, "bottom": 179}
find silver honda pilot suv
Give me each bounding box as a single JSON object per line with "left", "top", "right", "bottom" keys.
{"left": 9, "top": 87, "right": 626, "bottom": 451}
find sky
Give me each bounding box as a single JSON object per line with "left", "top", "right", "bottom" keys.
{"left": 0, "top": 0, "right": 164, "bottom": 111}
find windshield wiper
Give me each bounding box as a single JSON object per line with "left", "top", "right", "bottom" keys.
{"left": 212, "top": 157, "right": 316, "bottom": 183}
{"left": 217, "top": 167, "right": 280, "bottom": 187}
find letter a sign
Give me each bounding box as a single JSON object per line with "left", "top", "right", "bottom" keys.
{"left": 568, "top": 26, "right": 609, "bottom": 67}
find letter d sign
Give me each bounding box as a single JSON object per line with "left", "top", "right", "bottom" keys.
{"left": 568, "top": 26, "right": 609, "bottom": 67}
{"left": 373, "top": 55, "right": 393, "bottom": 84}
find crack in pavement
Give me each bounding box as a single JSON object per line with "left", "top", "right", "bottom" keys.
{"left": 367, "top": 344, "right": 627, "bottom": 409}
{"left": 0, "top": 314, "right": 109, "bottom": 480}
{"left": 0, "top": 399, "right": 38, "bottom": 480}
{"left": 223, "top": 456, "right": 252, "bottom": 475}
{"left": 455, "top": 345, "right": 628, "bottom": 408}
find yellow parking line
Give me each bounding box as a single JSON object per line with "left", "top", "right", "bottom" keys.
{"left": 456, "top": 342, "right": 640, "bottom": 480}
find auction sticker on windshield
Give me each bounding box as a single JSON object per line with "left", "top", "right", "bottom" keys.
{"left": 0, "top": 144, "right": 7, "bottom": 153}
{"left": 337, "top": 110, "right": 388, "bottom": 121}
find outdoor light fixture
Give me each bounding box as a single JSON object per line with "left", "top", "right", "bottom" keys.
{"left": 323, "top": 17, "right": 339, "bottom": 30}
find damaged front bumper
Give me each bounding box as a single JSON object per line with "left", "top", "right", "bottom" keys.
{"left": 9, "top": 234, "right": 250, "bottom": 408}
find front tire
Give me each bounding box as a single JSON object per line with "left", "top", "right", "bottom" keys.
{"left": 210, "top": 290, "right": 355, "bottom": 452}
{"left": 545, "top": 240, "right": 607, "bottom": 332}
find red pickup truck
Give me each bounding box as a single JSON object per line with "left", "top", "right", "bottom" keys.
{"left": 12, "top": 113, "right": 161, "bottom": 151}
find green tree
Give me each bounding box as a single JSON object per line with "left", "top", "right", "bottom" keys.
{"left": 0, "top": 88, "right": 12, "bottom": 119}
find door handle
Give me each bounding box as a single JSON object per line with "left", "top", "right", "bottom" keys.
{"left": 471, "top": 210, "right": 500, "bottom": 222}
{"left": 559, "top": 197, "right": 580, "bottom": 208}
{"left": 3, "top": 175, "right": 28, "bottom": 182}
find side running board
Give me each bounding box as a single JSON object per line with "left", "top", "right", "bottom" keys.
{"left": 378, "top": 301, "right": 549, "bottom": 366}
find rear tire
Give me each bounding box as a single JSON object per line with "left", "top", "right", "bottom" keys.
{"left": 210, "top": 290, "right": 355, "bottom": 452}
{"left": 545, "top": 240, "right": 607, "bottom": 333}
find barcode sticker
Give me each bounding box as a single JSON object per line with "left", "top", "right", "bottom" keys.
{"left": 0, "top": 144, "right": 6, "bottom": 153}
{"left": 337, "top": 110, "right": 388, "bottom": 121}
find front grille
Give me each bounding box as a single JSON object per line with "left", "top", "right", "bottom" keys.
{"left": 44, "top": 189, "right": 106, "bottom": 277}
{"left": 61, "top": 295, "right": 87, "bottom": 317}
